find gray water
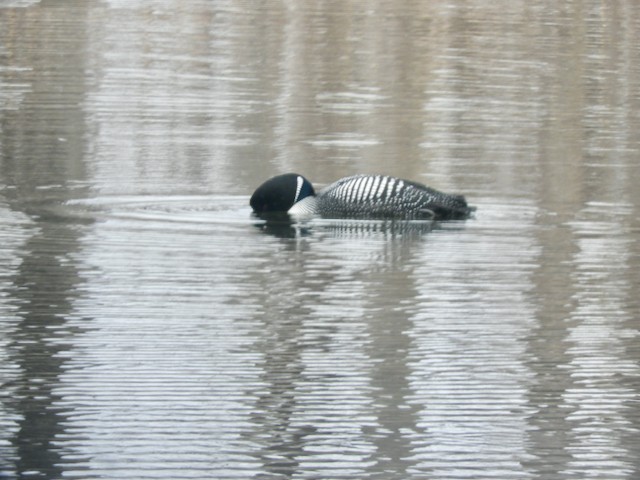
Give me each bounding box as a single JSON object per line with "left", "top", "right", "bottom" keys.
{"left": 1, "top": 1, "right": 640, "bottom": 479}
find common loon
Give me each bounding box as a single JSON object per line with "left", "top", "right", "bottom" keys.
{"left": 250, "top": 173, "right": 473, "bottom": 221}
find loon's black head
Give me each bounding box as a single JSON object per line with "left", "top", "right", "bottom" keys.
{"left": 250, "top": 173, "right": 315, "bottom": 214}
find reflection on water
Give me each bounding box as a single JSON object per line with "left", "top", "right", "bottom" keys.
{"left": 2, "top": 1, "right": 640, "bottom": 479}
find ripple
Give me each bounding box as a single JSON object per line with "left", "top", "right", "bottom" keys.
{"left": 63, "top": 194, "right": 252, "bottom": 226}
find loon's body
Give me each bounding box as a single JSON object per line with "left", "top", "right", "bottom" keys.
{"left": 250, "top": 173, "right": 473, "bottom": 221}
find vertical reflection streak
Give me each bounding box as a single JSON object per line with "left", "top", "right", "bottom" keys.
{"left": 561, "top": 204, "right": 640, "bottom": 479}
{"left": 407, "top": 207, "right": 539, "bottom": 478}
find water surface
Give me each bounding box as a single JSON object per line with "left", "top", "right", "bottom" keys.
{"left": 1, "top": 1, "right": 640, "bottom": 479}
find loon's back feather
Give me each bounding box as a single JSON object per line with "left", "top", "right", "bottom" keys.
{"left": 315, "top": 174, "right": 470, "bottom": 220}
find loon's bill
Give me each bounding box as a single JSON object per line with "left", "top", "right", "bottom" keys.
{"left": 250, "top": 173, "right": 474, "bottom": 221}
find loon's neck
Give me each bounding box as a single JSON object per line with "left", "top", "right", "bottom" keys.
{"left": 288, "top": 196, "right": 318, "bottom": 220}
